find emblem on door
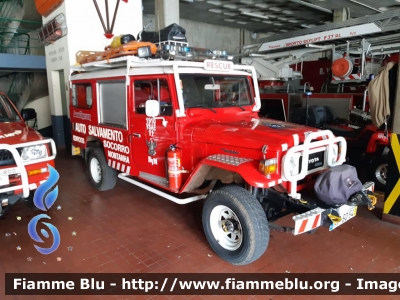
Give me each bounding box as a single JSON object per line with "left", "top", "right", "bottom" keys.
{"left": 146, "top": 139, "right": 157, "bottom": 156}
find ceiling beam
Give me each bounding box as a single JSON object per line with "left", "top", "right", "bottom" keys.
{"left": 348, "top": 0, "right": 383, "bottom": 13}
{"left": 289, "top": 0, "right": 332, "bottom": 14}
{"left": 257, "top": 9, "right": 400, "bottom": 37}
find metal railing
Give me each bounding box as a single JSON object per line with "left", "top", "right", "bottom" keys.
{"left": 7, "top": 72, "right": 32, "bottom": 107}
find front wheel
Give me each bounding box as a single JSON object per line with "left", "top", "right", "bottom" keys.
{"left": 86, "top": 148, "right": 117, "bottom": 191}
{"left": 202, "top": 185, "right": 269, "bottom": 265}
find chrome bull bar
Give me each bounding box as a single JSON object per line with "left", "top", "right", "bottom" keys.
{"left": 281, "top": 130, "right": 347, "bottom": 199}
{"left": 0, "top": 139, "right": 57, "bottom": 198}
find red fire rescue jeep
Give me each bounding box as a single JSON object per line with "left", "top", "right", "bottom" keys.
{"left": 70, "top": 44, "right": 375, "bottom": 265}
{"left": 0, "top": 91, "right": 57, "bottom": 216}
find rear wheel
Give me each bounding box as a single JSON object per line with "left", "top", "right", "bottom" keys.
{"left": 369, "top": 155, "right": 388, "bottom": 192}
{"left": 202, "top": 185, "right": 269, "bottom": 265}
{"left": 86, "top": 148, "right": 117, "bottom": 191}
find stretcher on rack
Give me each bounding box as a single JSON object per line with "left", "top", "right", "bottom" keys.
{"left": 77, "top": 41, "right": 158, "bottom": 65}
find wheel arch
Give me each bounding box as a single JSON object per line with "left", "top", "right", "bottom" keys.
{"left": 181, "top": 157, "right": 269, "bottom": 193}
{"left": 84, "top": 136, "right": 103, "bottom": 160}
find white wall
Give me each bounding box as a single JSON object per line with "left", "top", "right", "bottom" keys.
{"left": 24, "top": 96, "right": 52, "bottom": 130}
{"left": 43, "top": 0, "right": 143, "bottom": 118}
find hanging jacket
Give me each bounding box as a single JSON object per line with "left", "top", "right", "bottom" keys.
{"left": 367, "top": 61, "right": 396, "bottom": 128}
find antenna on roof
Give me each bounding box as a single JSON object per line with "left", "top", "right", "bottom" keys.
{"left": 157, "top": 11, "right": 161, "bottom": 46}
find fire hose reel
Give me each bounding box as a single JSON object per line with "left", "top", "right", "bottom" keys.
{"left": 332, "top": 57, "right": 354, "bottom": 78}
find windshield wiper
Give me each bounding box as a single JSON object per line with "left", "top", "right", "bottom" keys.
{"left": 234, "top": 106, "right": 245, "bottom": 111}
{"left": 196, "top": 105, "right": 217, "bottom": 113}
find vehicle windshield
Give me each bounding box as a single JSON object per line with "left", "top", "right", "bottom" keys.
{"left": 0, "top": 95, "right": 20, "bottom": 122}
{"left": 180, "top": 74, "right": 253, "bottom": 109}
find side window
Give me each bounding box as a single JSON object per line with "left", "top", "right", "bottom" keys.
{"left": 134, "top": 78, "right": 172, "bottom": 116}
{"left": 72, "top": 83, "right": 92, "bottom": 109}
{"left": 98, "top": 80, "right": 127, "bottom": 128}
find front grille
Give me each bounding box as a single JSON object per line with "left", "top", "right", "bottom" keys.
{"left": 0, "top": 150, "right": 15, "bottom": 166}
{"left": 299, "top": 151, "right": 325, "bottom": 172}
{"left": 0, "top": 150, "right": 13, "bottom": 161}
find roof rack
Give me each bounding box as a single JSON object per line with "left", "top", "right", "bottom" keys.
{"left": 72, "top": 40, "right": 234, "bottom": 72}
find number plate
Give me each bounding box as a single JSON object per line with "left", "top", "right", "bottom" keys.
{"left": 0, "top": 175, "right": 9, "bottom": 186}
{"left": 329, "top": 205, "right": 357, "bottom": 231}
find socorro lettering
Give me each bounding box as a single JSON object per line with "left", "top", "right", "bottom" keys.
{"left": 107, "top": 150, "right": 130, "bottom": 163}
{"left": 103, "top": 140, "right": 130, "bottom": 154}
{"left": 88, "top": 125, "right": 123, "bottom": 143}
{"left": 72, "top": 135, "right": 85, "bottom": 144}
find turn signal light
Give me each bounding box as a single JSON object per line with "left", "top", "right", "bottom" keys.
{"left": 259, "top": 158, "right": 278, "bottom": 176}
{"left": 28, "top": 168, "right": 47, "bottom": 176}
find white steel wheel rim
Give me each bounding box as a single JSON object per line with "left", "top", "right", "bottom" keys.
{"left": 90, "top": 157, "right": 102, "bottom": 183}
{"left": 209, "top": 205, "right": 243, "bottom": 251}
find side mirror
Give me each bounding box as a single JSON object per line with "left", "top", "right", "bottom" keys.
{"left": 145, "top": 100, "right": 160, "bottom": 117}
{"left": 21, "top": 108, "right": 37, "bottom": 121}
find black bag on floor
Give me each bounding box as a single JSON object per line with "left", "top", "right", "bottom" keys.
{"left": 314, "top": 165, "right": 362, "bottom": 206}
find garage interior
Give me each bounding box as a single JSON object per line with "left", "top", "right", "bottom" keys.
{"left": 1, "top": 0, "right": 400, "bottom": 299}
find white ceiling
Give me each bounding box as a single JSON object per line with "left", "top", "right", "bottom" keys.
{"left": 142, "top": 0, "right": 400, "bottom": 34}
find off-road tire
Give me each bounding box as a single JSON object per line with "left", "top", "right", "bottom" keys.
{"left": 369, "top": 154, "right": 388, "bottom": 192}
{"left": 86, "top": 148, "right": 117, "bottom": 191}
{"left": 202, "top": 185, "right": 269, "bottom": 265}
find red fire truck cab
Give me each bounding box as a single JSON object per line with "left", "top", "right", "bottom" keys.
{"left": 0, "top": 91, "right": 57, "bottom": 216}
{"left": 70, "top": 46, "right": 375, "bottom": 265}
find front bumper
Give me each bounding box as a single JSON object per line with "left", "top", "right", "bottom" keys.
{"left": 292, "top": 182, "right": 376, "bottom": 235}
{"left": 282, "top": 130, "right": 347, "bottom": 200}
{"left": 0, "top": 139, "right": 57, "bottom": 200}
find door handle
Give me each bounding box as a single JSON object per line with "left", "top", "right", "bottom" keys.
{"left": 132, "top": 133, "right": 141, "bottom": 138}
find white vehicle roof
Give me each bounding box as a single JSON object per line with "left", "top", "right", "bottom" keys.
{"left": 70, "top": 56, "right": 253, "bottom": 80}
{"left": 70, "top": 55, "right": 262, "bottom": 117}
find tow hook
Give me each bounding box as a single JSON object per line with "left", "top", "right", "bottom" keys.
{"left": 327, "top": 214, "right": 342, "bottom": 224}
{"left": 367, "top": 194, "right": 377, "bottom": 210}
{"left": 222, "top": 219, "right": 239, "bottom": 233}
{"left": 323, "top": 209, "right": 342, "bottom": 226}
{"left": 347, "top": 190, "right": 376, "bottom": 210}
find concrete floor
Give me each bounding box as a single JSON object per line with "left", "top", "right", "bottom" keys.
{"left": 0, "top": 151, "right": 399, "bottom": 300}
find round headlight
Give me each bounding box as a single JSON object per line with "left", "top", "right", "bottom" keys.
{"left": 21, "top": 145, "right": 47, "bottom": 162}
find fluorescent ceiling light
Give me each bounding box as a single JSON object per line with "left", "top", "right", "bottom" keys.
{"left": 240, "top": 11, "right": 270, "bottom": 20}
{"left": 349, "top": 0, "right": 382, "bottom": 12}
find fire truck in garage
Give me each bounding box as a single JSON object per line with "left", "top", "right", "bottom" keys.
{"left": 239, "top": 11, "right": 400, "bottom": 191}
{"left": 69, "top": 36, "right": 376, "bottom": 265}
{"left": 0, "top": 91, "right": 57, "bottom": 216}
